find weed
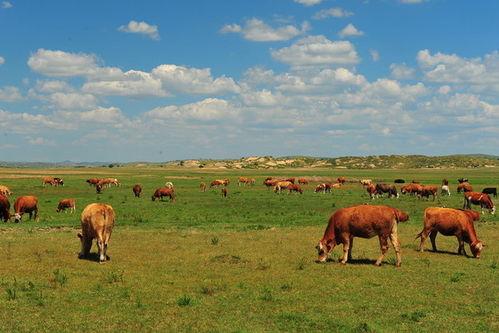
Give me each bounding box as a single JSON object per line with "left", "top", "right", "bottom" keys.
{"left": 354, "top": 322, "right": 377, "bottom": 333}
{"left": 106, "top": 271, "right": 124, "bottom": 284}
{"left": 450, "top": 272, "right": 465, "bottom": 283}
{"left": 177, "top": 295, "right": 193, "bottom": 307}
{"left": 490, "top": 261, "right": 497, "bottom": 269}
{"left": 260, "top": 287, "right": 274, "bottom": 302}
{"left": 401, "top": 310, "right": 427, "bottom": 322}
{"left": 296, "top": 257, "right": 307, "bottom": 270}
{"left": 211, "top": 236, "right": 219, "bottom": 245}
{"left": 386, "top": 257, "right": 397, "bottom": 266}
{"left": 200, "top": 285, "right": 215, "bottom": 296}
{"left": 280, "top": 283, "right": 292, "bottom": 291}
{"left": 6, "top": 287, "right": 16, "bottom": 301}
{"left": 52, "top": 269, "right": 68, "bottom": 288}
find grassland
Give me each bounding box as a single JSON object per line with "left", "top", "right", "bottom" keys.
{"left": 0, "top": 166, "right": 497, "bottom": 332}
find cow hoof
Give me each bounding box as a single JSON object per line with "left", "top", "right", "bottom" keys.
{"left": 106, "top": 255, "right": 111, "bottom": 261}
{"left": 340, "top": 261, "right": 347, "bottom": 265}
{"left": 374, "top": 262, "right": 382, "bottom": 267}
{"left": 395, "top": 263, "right": 401, "bottom": 268}
{"left": 78, "top": 253, "right": 86, "bottom": 259}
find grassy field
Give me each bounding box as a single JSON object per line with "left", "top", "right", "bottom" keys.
{"left": 0, "top": 166, "right": 497, "bottom": 332}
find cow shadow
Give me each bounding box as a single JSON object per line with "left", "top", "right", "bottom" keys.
{"left": 78, "top": 253, "right": 110, "bottom": 263}
{"left": 420, "top": 249, "right": 466, "bottom": 257}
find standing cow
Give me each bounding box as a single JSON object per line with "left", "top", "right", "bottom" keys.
{"left": 417, "top": 207, "right": 483, "bottom": 258}
{"left": 0, "top": 194, "right": 10, "bottom": 222}
{"left": 463, "top": 192, "right": 495, "bottom": 214}
{"left": 316, "top": 205, "right": 408, "bottom": 267}
{"left": 152, "top": 187, "right": 176, "bottom": 202}
{"left": 78, "top": 203, "right": 115, "bottom": 262}
{"left": 56, "top": 198, "right": 76, "bottom": 213}
{"left": 13, "top": 196, "right": 39, "bottom": 223}
{"left": 132, "top": 184, "right": 142, "bottom": 198}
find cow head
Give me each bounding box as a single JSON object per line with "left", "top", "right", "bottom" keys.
{"left": 12, "top": 212, "right": 22, "bottom": 223}
{"left": 316, "top": 239, "right": 334, "bottom": 263}
{"left": 470, "top": 241, "right": 484, "bottom": 258}
{"left": 151, "top": 195, "right": 156, "bottom": 201}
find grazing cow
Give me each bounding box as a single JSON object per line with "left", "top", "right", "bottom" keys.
{"left": 274, "top": 181, "right": 293, "bottom": 194}
{"left": 78, "top": 203, "right": 115, "bottom": 262}
{"left": 394, "top": 179, "right": 405, "bottom": 184}
{"left": 284, "top": 177, "right": 296, "bottom": 184}
{"left": 0, "top": 185, "right": 12, "bottom": 197}
{"left": 42, "top": 176, "right": 58, "bottom": 186}
{"left": 200, "top": 182, "right": 207, "bottom": 192}
{"left": 98, "top": 178, "right": 120, "bottom": 188}
{"left": 366, "top": 184, "right": 377, "bottom": 199}
{"left": 57, "top": 198, "right": 76, "bottom": 213}
{"left": 417, "top": 207, "right": 483, "bottom": 258}
{"left": 238, "top": 177, "right": 255, "bottom": 186}
{"left": 221, "top": 187, "right": 228, "bottom": 198}
{"left": 482, "top": 187, "right": 497, "bottom": 198}
{"left": 132, "top": 184, "right": 142, "bottom": 198}
{"left": 288, "top": 184, "right": 303, "bottom": 194}
{"left": 375, "top": 184, "right": 399, "bottom": 198}
{"left": 420, "top": 185, "right": 438, "bottom": 201}
{"left": 442, "top": 178, "right": 449, "bottom": 186}
{"left": 463, "top": 192, "right": 495, "bottom": 214}
{"left": 210, "top": 179, "right": 229, "bottom": 187}
{"left": 316, "top": 205, "right": 408, "bottom": 267}
{"left": 337, "top": 177, "right": 346, "bottom": 184}
{"left": 86, "top": 178, "right": 101, "bottom": 186}
{"left": 458, "top": 178, "right": 469, "bottom": 184}
{"left": 53, "top": 177, "right": 64, "bottom": 186}
{"left": 457, "top": 182, "right": 473, "bottom": 193}
{"left": 360, "top": 179, "right": 372, "bottom": 186}
{"left": 315, "top": 183, "right": 331, "bottom": 194}
{"left": 298, "top": 178, "right": 309, "bottom": 185}
{"left": 264, "top": 179, "right": 280, "bottom": 189}
{"left": 0, "top": 194, "right": 10, "bottom": 222}
{"left": 96, "top": 184, "right": 103, "bottom": 194}
{"left": 13, "top": 195, "right": 38, "bottom": 223}
{"left": 401, "top": 183, "right": 423, "bottom": 196}
{"left": 441, "top": 185, "right": 451, "bottom": 196}
{"left": 152, "top": 187, "right": 175, "bottom": 202}
{"left": 164, "top": 182, "right": 174, "bottom": 189}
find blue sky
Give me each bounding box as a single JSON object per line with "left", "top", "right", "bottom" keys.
{"left": 0, "top": 0, "right": 498, "bottom": 162}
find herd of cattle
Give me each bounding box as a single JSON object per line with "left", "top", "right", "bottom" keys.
{"left": 0, "top": 174, "right": 496, "bottom": 265}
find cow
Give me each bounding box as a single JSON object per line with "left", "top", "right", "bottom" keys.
{"left": 441, "top": 185, "right": 451, "bottom": 196}
{"left": 284, "top": 177, "right": 296, "bottom": 184}
{"left": 298, "top": 178, "right": 309, "bottom": 185}
{"left": 442, "top": 178, "right": 449, "bottom": 186}
{"left": 463, "top": 192, "right": 495, "bottom": 214}
{"left": 152, "top": 187, "right": 175, "bottom": 202}
{"left": 315, "top": 183, "right": 331, "bottom": 194}
{"left": 375, "top": 184, "right": 399, "bottom": 198}
{"left": 274, "top": 181, "right": 292, "bottom": 194}
{"left": 394, "top": 179, "right": 405, "bottom": 184}
{"left": 288, "top": 184, "right": 303, "bottom": 194}
{"left": 360, "top": 179, "right": 372, "bottom": 186}
{"left": 221, "top": 187, "right": 228, "bottom": 198}
{"left": 416, "top": 207, "right": 483, "bottom": 258}
{"left": 458, "top": 178, "right": 469, "bottom": 184}
{"left": 42, "top": 176, "right": 58, "bottom": 186}
{"left": 482, "top": 187, "right": 497, "bottom": 198}
{"left": 164, "top": 181, "right": 174, "bottom": 189}
{"left": 96, "top": 184, "right": 103, "bottom": 194}
{"left": 366, "top": 183, "right": 377, "bottom": 199}
{"left": 337, "top": 177, "right": 346, "bottom": 184}
{"left": 457, "top": 182, "right": 473, "bottom": 193}
{"left": 132, "top": 184, "right": 142, "bottom": 198}
{"left": 420, "top": 185, "right": 438, "bottom": 201}
{"left": 401, "top": 183, "right": 423, "bottom": 196}
{"left": 98, "top": 178, "right": 120, "bottom": 188}
{"left": 86, "top": 178, "right": 101, "bottom": 186}
{"left": 0, "top": 185, "right": 12, "bottom": 197}
{"left": 53, "top": 177, "right": 64, "bottom": 186}
{"left": 200, "top": 182, "right": 207, "bottom": 192}
{"left": 264, "top": 179, "right": 280, "bottom": 189}
{"left": 316, "top": 205, "right": 408, "bottom": 267}
{"left": 78, "top": 203, "right": 115, "bottom": 262}
{"left": 56, "top": 198, "right": 76, "bottom": 213}
{"left": 13, "top": 195, "right": 38, "bottom": 223}
{"left": 210, "top": 179, "right": 229, "bottom": 187}
{"left": 0, "top": 194, "right": 10, "bottom": 222}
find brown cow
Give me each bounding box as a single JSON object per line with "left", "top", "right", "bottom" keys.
{"left": 42, "top": 176, "right": 58, "bottom": 186}
{"left": 210, "top": 179, "right": 229, "bottom": 187}
{"left": 284, "top": 177, "right": 296, "bottom": 184}
{"left": 463, "top": 192, "right": 495, "bottom": 214}
{"left": 288, "top": 184, "right": 303, "bottom": 194}
{"left": 221, "top": 187, "right": 228, "bottom": 198}
{"left": 337, "top": 177, "right": 346, "bottom": 184}
{"left": 53, "top": 177, "right": 64, "bottom": 186}
{"left": 56, "top": 198, "right": 76, "bottom": 213}
{"left": 420, "top": 185, "right": 438, "bottom": 201}
{"left": 13, "top": 195, "right": 38, "bottom": 223}
{"left": 417, "top": 207, "right": 483, "bottom": 258}
{"left": 375, "top": 184, "right": 399, "bottom": 198}
{"left": 366, "top": 183, "right": 377, "bottom": 199}
{"left": 315, "top": 183, "right": 332, "bottom": 194}
{"left": 360, "top": 179, "right": 372, "bottom": 186}
{"left": 86, "top": 178, "right": 101, "bottom": 186}
{"left": 457, "top": 182, "right": 473, "bottom": 193}
{"left": 316, "top": 205, "right": 408, "bottom": 267}
{"left": 132, "top": 184, "right": 142, "bottom": 198}
{"left": 264, "top": 179, "right": 279, "bottom": 189}
{"left": 401, "top": 183, "right": 423, "bottom": 196}
{"left": 238, "top": 177, "right": 254, "bottom": 186}
{"left": 0, "top": 185, "right": 12, "bottom": 197}
{"left": 298, "top": 178, "right": 309, "bottom": 185}
{"left": 0, "top": 194, "right": 10, "bottom": 222}
{"left": 78, "top": 203, "right": 115, "bottom": 262}
{"left": 442, "top": 178, "right": 449, "bottom": 186}
{"left": 152, "top": 187, "right": 175, "bottom": 202}
{"left": 274, "top": 181, "right": 292, "bottom": 194}
{"left": 200, "top": 182, "right": 207, "bottom": 192}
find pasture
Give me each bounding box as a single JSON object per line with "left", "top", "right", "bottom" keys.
{"left": 0, "top": 166, "right": 497, "bottom": 332}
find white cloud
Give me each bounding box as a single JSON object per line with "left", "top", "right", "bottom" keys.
{"left": 314, "top": 7, "right": 353, "bottom": 20}
{"left": 152, "top": 64, "right": 240, "bottom": 94}
{"left": 271, "top": 35, "right": 360, "bottom": 67}
{"left": 338, "top": 23, "right": 364, "bottom": 38}
{"left": 47, "top": 92, "right": 98, "bottom": 110}
{"left": 390, "top": 63, "right": 416, "bottom": 79}
{"left": 0, "top": 56, "right": 4, "bottom": 65}
{"left": 118, "top": 20, "right": 160, "bottom": 40}
{"left": 438, "top": 85, "right": 451, "bottom": 95}
{"left": 220, "top": 18, "right": 310, "bottom": 42}
{"left": 34, "top": 80, "right": 74, "bottom": 93}
{"left": 1, "top": 1, "right": 13, "bottom": 9}
{"left": 294, "top": 0, "right": 322, "bottom": 6}
{"left": 400, "top": 0, "right": 426, "bottom": 4}
{"left": 77, "top": 107, "right": 127, "bottom": 124}
{"left": 370, "top": 50, "right": 380, "bottom": 62}
{"left": 82, "top": 70, "right": 165, "bottom": 97}
{"left": 146, "top": 98, "right": 236, "bottom": 122}
{"left": 27, "top": 137, "right": 55, "bottom": 146}
{"left": 0, "top": 86, "right": 22, "bottom": 102}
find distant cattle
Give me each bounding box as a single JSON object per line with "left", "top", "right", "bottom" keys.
{"left": 419, "top": 185, "right": 438, "bottom": 201}
{"left": 238, "top": 177, "right": 255, "bottom": 186}
{"left": 96, "top": 184, "right": 103, "bottom": 194}
{"left": 417, "top": 207, "right": 483, "bottom": 258}
{"left": 366, "top": 184, "right": 377, "bottom": 199}
{"left": 401, "top": 183, "right": 423, "bottom": 196}
{"left": 394, "top": 179, "right": 405, "bottom": 184}
{"left": 375, "top": 184, "right": 398, "bottom": 198}
{"left": 132, "top": 184, "right": 142, "bottom": 198}
{"left": 264, "top": 179, "right": 280, "bottom": 189}
{"left": 0, "top": 194, "right": 10, "bottom": 222}
{"left": 210, "top": 179, "right": 229, "bottom": 187}
{"left": 0, "top": 185, "right": 12, "bottom": 197}
{"left": 284, "top": 177, "right": 296, "bottom": 184}
{"left": 298, "top": 178, "right": 309, "bottom": 185}
{"left": 164, "top": 182, "right": 174, "bottom": 189}
{"left": 442, "top": 178, "right": 449, "bottom": 186}
{"left": 316, "top": 205, "right": 408, "bottom": 267}
{"left": 482, "top": 187, "right": 497, "bottom": 198}
{"left": 53, "top": 177, "right": 64, "bottom": 186}
{"left": 441, "top": 185, "right": 451, "bottom": 196}
{"left": 42, "top": 176, "right": 63, "bottom": 187}
{"left": 336, "top": 177, "right": 346, "bottom": 184}
{"left": 152, "top": 187, "right": 176, "bottom": 202}
{"left": 274, "top": 181, "right": 293, "bottom": 194}
{"left": 315, "top": 183, "right": 331, "bottom": 194}
{"left": 360, "top": 179, "right": 372, "bottom": 186}
{"left": 221, "top": 187, "right": 228, "bottom": 198}
{"left": 288, "top": 184, "right": 303, "bottom": 194}
{"left": 457, "top": 182, "right": 473, "bottom": 193}
{"left": 78, "top": 203, "right": 115, "bottom": 262}
{"left": 86, "top": 178, "right": 101, "bottom": 186}
{"left": 57, "top": 198, "right": 76, "bottom": 213}
{"left": 458, "top": 178, "right": 469, "bottom": 184}
{"left": 200, "top": 182, "right": 207, "bottom": 192}
{"left": 463, "top": 192, "right": 495, "bottom": 214}
{"left": 13, "top": 195, "right": 38, "bottom": 223}
{"left": 98, "top": 178, "right": 120, "bottom": 188}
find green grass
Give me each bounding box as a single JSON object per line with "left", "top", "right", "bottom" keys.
{"left": 0, "top": 166, "right": 497, "bottom": 332}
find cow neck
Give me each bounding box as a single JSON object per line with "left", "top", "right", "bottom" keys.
{"left": 321, "top": 217, "right": 336, "bottom": 244}
{"left": 464, "top": 220, "right": 479, "bottom": 245}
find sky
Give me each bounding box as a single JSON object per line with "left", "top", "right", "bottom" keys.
{"left": 0, "top": 0, "right": 498, "bottom": 162}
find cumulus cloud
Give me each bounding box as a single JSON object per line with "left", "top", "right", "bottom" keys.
{"left": 390, "top": 63, "right": 416, "bottom": 79}
{"left": 152, "top": 64, "right": 240, "bottom": 94}
{"left": 0, "top": 56, "right": 4, "bottom": 65}
{"left": 294, "top": 0, "right": 322, "bottom": 6}
{"left": 0, "top": 86, "right": 22, "bottom": 102}
{"left": 338, "top": 23, "right": 364, "bottom": 38}
{"left": 118, "top": 20, "right": 160, "bottom": 40}
{"left": 1, "top": 1, "right": 12, "bottom": 9}
{"left": 34, "top": 80, "right": 74, "bottom": 93}
{"left": 146, "top": 98, "right": 236, "bottom": 122}
{"left": 220, "top": 18, "right": 310, "bottom": 42}
{"left": 400, "top": 0, "right": 426, "bottom": 4}
{"left": 271, "top": 35, "right": 360, "bottom": 68}
{"left": 46, "top": 92, "right": 98, "bottom": 110}
{"left": 313, "top": 7, "right": 353, "bottom": 20}
{"left": 370, "top": 50, "right": 380, "bottom": 62}
{"left": 82, "top": 70, "right": 165, "bottom": 97}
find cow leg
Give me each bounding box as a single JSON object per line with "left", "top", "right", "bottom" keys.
{"left": 457, "top": 237, "right": 467, "bottom": 256}
{"left": 339, "top": 237, "right": 350, "bottom": 265}
{"left": 79, "top": 237, "right": 92, "bottom": 259}
{"left": 96, "top": 238, "right": 105, "bottom": 262}
{"left": 375, "top": 236, "right": 389, "bottom": 266}
{"left": 389, "top": 223, "right": 401, "bottom": 267}
{"left": 347, "top": 237, "right": 353, "bottom": 261}
{"left": 429, "top": 230, "right": 438, "bottom": 252}
{"left": 418, "top": 229, "right": 429, "bottom": 252}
